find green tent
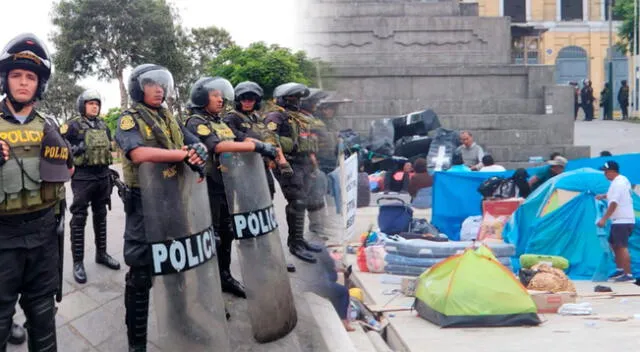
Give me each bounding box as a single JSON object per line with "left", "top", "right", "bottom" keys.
{"left": 414, "top": 245, "right": 541, "bottom": 328}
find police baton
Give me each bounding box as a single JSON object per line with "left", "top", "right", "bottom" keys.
{"left": 55, "top": 199, "right": 66, "bottom": 303}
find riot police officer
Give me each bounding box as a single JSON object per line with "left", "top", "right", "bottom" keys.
{"left": 184, "top": 77, "right": 278, "bottom": 299}
{"left": 62, "top": 89, "right": 120, "bottom": 284}
{"left": 264, "top": 83, "right": 323, "bottom": 263}
{"left": 0, "top": 33, "right": 73, "bottom": 351}
{"left": 114, "top": 64, "right": 207, "bottom": 352}
{"left": 223, "top": 81, "right": 292, "bottom": 198}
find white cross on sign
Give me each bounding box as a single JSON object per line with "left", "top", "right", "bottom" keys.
{"left": 431, "top": 146, "right": 449, "bottom": 171}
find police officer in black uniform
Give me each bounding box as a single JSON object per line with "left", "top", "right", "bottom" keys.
{"left": 184, "top": 77, "right": 278, "bottom": 299}
{"left": 223, "top": 81, "right": 292, "bottom": 199}
{"left": 264, "top": 83, "right": 323, "bottom": 263}
{"left": 62, "top": 89, "right": 120, "bottom": 284}
{"left": 0, "top": 33, "right": 73, "bottom": 352}
{"left": 114, "top": 64, "right": 207, "bottom": 352}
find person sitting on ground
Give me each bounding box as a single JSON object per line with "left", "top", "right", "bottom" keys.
{"left": 600, "top": 150, "right": 613, "bottom": 157}
{"left": 596, "top": 161, "right": 636, "bottom": 282}
{"left": 479, "top": 155, "right": 506, "bottom": 172}
{"left": 528, "top": 155, "right": 568, "bottom": 192}
{"left": 408, "top": 158, "right": 433, "bottom": 199}
{"left": 384, "top": 161, "right": 412, "bottom": 192}
{"left": 447, "top": 152, "right": 471, "bottom": 172}
{"left": 456, "top": 131, "right": 484, "bottom": 170}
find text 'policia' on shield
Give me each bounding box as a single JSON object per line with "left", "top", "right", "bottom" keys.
{"left": 150, "top": 227, "right": 216, "bottom": 275}
{"left": 232, "top": 205, "right": 279, "bottom": 240}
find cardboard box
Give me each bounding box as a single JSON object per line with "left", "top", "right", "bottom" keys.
{"left": 529, "top": 291, "right": 577, "bottom": 313}
{"left": 401, "top": 278, "right": 417, "bottom": 297}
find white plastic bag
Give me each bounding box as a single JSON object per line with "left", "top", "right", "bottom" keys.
{"left": 460, "top": 215, "right": 482, "bottom": 241}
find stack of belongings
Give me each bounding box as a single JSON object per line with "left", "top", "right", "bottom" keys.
{"left": 383, "top": 219, "right": 516, "bottom": 276}
{"left": 392, "top": 109, "right": 440, "bottom": 163}
{"left": 414, "top": 245, "right": 541, "bottom": 327}
{"left": 520, "top": 263, "right": 576, "bottom": 293}
{"left": 426, "top": 127, "right": 461, "bottom": 171}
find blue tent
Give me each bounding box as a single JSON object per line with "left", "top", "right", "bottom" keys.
{"left": 431, "top": 153, "right": 640, "bottom": 240}
{"left": 502, "top": 168, "right": 640, "bottom": 279}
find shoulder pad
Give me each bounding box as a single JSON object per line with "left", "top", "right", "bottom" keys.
{"left": 185, "top": 114, "right": 207, "bottom": 124}
{"left": 265, "top": 111, "right": 284, "bottom": 122}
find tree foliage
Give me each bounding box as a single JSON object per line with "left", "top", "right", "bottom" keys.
{"left": 615, "top": 0, "right": 639, "bottom": 54}
{"left": 51, "top": 0, "right": 186, "bottom": 108}
{"left": 208, "top": 42, "right": 323, "bottom": 99}
{"left": 39, "top": 73, "right": 85, "bottom": 123}
{"left": 103, "top": 107, "right": 122, "bottom": 137}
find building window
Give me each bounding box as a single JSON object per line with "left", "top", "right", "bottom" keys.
{"left": 512, "top": 37, "right": 539, "bottom": 65}
{"left": 604, "top": 0, "right": 624, "bottom": 21}
{"left": 504, "top": 0, "right": 526, "bottom": 23}
{"left": 561, "top": 0, "right": 583, "bottom": 21}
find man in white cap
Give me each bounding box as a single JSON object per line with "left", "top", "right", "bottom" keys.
{"left": 528, "top": 155, "right": 567, "bottom": 192}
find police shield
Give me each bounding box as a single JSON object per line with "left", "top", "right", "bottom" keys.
{"left": 220, "top": 152, "right": 297, "bottom": 343}
{"left": 138, "top": 162, "right": 231, "bottom": 352}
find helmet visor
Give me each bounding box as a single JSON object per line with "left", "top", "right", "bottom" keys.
{"left": 138, "top": 69, "right": 175, "bottom": 100}
{"left": 202, "top": 78, "right": 234, "bottom": 101}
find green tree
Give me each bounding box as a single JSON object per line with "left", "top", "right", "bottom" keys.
{"left": 103, "top": 107, "right": 122, "bottom": 137}
{"left": 173, "top": 25, "right": 234, "bottom": 116}
{"left": 208, "top": 42, "right": 323, "bottom": 99}
{"left": 615, "top": 0, "right": 639, "bottom": 54}
{"left": 39, "top": 73, "right": 85, "bottom": 123}
{"left": 51, "top": 0, "right": 187, "bottom": 109}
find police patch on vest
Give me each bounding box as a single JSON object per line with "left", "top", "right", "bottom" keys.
{"left": 60, "top": 123, "right": 68, "bottom": 134}
{"left": 197, "top": 124, "right": 211, "bottom": 136}
{"left": 232, "top": 205, "right": 278, "bottom": 240}
{"left": 267, "top": 122, "right": 277, "bottom": 131}
{"left": 150, "top": 227, "right": 216, "bottom": 275}
{"left": 120, "top": 115, "right": 135, "bottom": 130}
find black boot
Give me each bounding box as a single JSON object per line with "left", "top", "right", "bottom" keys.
{"left": 287, "top": 210, "right": 316, "bottom": 263}
{"left": 70, "top": 214, "right": 87, "bottom": 284}
{"left": 7, "top": 322, "right": 26, "bottom": 345}
{"left": 220, "top": 270, "right": 246, "bottom": 299}
{"left": 125, "top": 283, "right": 149, "bottom": 352}
{"left": 94, "top": 213, "right": 121, "bottom": 270}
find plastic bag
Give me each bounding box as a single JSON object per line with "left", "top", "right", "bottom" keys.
{"left": 460, "top": 215, "right": 482, "bottom": 241}
{"left": 365, "top": 245, "right": 387, "bottom": 273}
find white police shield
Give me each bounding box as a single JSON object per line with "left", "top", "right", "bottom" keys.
{"left": 220, "top": 152, "right": 297, "bottom": 343}
{"left": 138, "top": 162, "right": 231, "bottom": 352}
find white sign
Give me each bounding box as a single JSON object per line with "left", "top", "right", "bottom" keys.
{"left": 339, "top": 153, "right": 359, "bottom": 242}
{"left": 545, "top": 105, "right": 553, "bottom": 114}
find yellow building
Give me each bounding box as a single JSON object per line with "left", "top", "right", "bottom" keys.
{"left": 476, "top": 0, "right": 631, "bottom": 115}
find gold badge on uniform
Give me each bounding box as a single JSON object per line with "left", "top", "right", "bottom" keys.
{"left": 197, "top": 124, "right": 211, "bottom": 136}
{"left": 267, "top": 122, "right": 277, "bottom": 131}
{"left": 119, "top": 115, "right": 135, "bottom": 131}
{"left": 59, "top": 123, "right": 68, "bottom": 134}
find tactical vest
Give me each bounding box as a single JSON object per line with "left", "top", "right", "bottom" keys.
{"left": 72, "top": 117, "right": 113, "bottom": 167}
{"left": 309, "top": 116, "right": 335, "bottom": 159}
{"left": 288, "top": 110, "right": 318, "bottom": 154}
{"left": 121, "top": 105, "right": 184, "bottom": 188}
{"left": 230, "top": 110, "right": 278, "bottom": 146}
{"left": 186, "top": 114, "right": 235, "bottom": 176}
{"left": 0, "top": 114, "right": 61, "bottom": 215}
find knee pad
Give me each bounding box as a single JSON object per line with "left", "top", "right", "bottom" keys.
{"left": 290, "top": 199, "right": 306, "bottom": 213}
{"left": 126, "top": 266, "right": 153, "bottom": 290}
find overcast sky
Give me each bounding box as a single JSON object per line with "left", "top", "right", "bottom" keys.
{"left": 0, "top": 0, "right": 299, "bottom": 109}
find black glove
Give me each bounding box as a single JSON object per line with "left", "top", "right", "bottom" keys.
{"left": 71, "top": 142, "right": 86, "bottom": 157}
{"left": 184, "top": 143, "right": 208, "bottom": 178}
{"left": 252, "top": 141, "right": 277, "bottom": 159}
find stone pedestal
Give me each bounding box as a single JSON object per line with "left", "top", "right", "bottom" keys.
{"left": 297, "top": 0, "right": 590, "bottom": 164}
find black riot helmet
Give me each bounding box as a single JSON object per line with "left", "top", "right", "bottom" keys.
{"left": 76, "top": 89, "right": 102, "bottom": 116}
{"left": 300, "top": 88, "right": 329, "bottom": 113}
{"left": 128, "top": 64, "right": 175, "bottom": 104}
{"left": 189, "top": 76, "right": 234, "bottom": 108}
{"left": 0, "top": 33, "right": 52, "bottom": 108}
{"left": 234, "top": 81, "right": 264, "bottom": 112}
{"left": 273, "top": 82, "right": 309, "bottom": 111}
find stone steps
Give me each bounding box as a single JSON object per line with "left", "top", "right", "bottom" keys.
{"left": 473, "top": 128, "right": 574, "bottom": 146}
{"left": 486, "top": 145, "right": 591, "bottom": 162}
{"left": 438, "top": 114, "right": 572, "bottom": 131}
{"left": 301, "top": 1, "right": 460, "bottom": 18}
{"left": 338, "top": 98, "right": 544, "bottom": 120}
